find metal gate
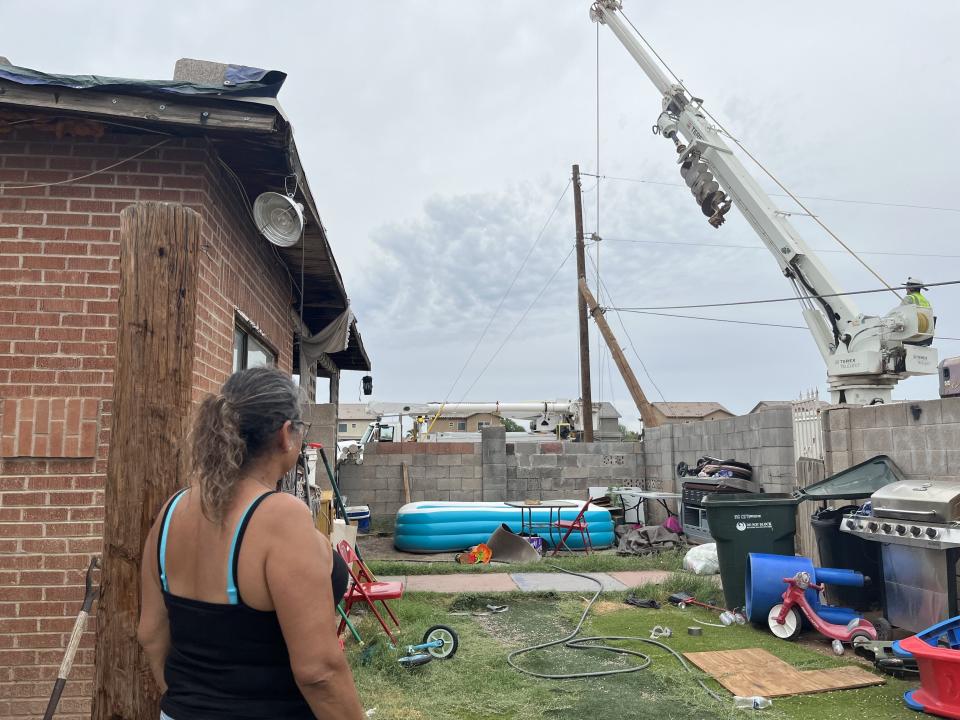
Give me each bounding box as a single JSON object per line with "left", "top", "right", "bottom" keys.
{"left": 792, "top": 389, "right": 824, "bottom": 462}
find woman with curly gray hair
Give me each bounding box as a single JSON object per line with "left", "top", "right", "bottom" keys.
{"left": 137, "top": 367, "right": 364, "bottom": 719}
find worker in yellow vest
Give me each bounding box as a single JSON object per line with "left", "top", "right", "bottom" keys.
{"left": 902, "top": 277, "right": 931, "bottom": 308}
{"left": 902, "top": 277, "right": 934, "bottom": 346}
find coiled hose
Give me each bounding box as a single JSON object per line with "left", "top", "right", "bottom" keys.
{"left": 506, "top": 566, "right": 722, "bottom": 702}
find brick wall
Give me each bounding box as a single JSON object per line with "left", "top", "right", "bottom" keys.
{"left": 0, "top": 126, "right": 296, "bottom": 718}
{"left": 823, "top": 398, "right": 960, "bottom": 479}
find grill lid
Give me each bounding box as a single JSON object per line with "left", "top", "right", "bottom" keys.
{"left": 798, "top": 455, "right": 904, "bottom": 501}
{"left": 871, "top": 480, "right": 960, "bottom": 523}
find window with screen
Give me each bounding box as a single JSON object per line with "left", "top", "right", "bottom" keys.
{"left": 338, "top": 423, "right": 348, "bottom": 432}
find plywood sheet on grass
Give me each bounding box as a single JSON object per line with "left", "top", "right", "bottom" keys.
{"left": 684, "top": 648, "right": 883, "bottom": 698}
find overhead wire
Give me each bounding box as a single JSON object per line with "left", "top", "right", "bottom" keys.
{"left": 435, "top": 180, "right": 572, "bottom": 414}
{"left": 452, "top": 245, "right": 576, "bottom": 408}
{"left": 584, "top": 251, "right": 671, "bottom": 409}
{"left": 618, "top": 308, "right": 960, "bottom": 342}
{"left": 601, "top": 236, "right": 960, "bottom": 261}
{"left": 607, "top": 279, "right": 960, "bottom": 312}
{"left": 0, "top": 138, "right": 171, "bottom": 191}
{"left": 582, "top": 173, "right": 960, "bottom": 215}
{"left": 616, "top": 6, "right": 900, "bottom": 298}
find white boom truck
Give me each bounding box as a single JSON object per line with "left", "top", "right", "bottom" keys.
{"left": 591, "top": 1, "right": 937, "bottom": 404}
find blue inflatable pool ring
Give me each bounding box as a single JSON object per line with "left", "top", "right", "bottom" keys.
{"left": 394, "top": 501, "right": 614, "bottom": 553}
{"left": 745, "top": 553, "right": 863, "bottom": 624}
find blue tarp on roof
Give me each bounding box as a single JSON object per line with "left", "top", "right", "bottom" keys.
{"left": 0, "top": 63, "right": 286, "bottom": 98}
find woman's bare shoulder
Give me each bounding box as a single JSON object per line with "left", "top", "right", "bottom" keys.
{"left": 256, "top": 492, "right": 319, "bottom": 536}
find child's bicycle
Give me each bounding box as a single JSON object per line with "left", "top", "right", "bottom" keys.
{"left": 396, "top": 625, "right": 459, "bottom": 668}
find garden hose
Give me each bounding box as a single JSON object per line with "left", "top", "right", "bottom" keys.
{"left": 506, "top": 566, "right": 722, "bottom": 702}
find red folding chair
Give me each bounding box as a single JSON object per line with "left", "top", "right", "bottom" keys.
{"left": 550, "top": 498, "right": 599, "bottom": 556}
{"left": 336, "top": 540, "right": 403, "bottom": 643}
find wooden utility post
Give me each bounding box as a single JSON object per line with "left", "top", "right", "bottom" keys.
{"left": 572, "top": 165, "right": 594, "bottom": 442}
{"left": 93, "top": 203, "right": 200, "bottom": 720}
{"left": 579, "top": 278, "right": 659, "bottom": 430}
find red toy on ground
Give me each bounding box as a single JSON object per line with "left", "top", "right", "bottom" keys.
{"left": 768, "top": 571, "right": 877, "bottom": 654}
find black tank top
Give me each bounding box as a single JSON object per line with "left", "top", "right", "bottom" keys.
{"left": 157, "top": 489, "right": 348, "bottom": 720}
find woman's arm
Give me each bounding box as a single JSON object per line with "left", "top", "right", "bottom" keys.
{"left": 265, "top": 495, "right": 366, "bottom": 720}
{"left": 138, "top": 518, "right": 170, "bottom": 692}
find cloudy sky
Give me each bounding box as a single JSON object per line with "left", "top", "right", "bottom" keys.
{"left": 7, "top": 1, "right": 959, "bottom": 426}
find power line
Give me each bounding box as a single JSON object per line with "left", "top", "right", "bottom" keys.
{"left": 618, "top": 309, "right": 806, "bottom": 330}
{"left": 620, "top": 308, "right": 960, "bottom": 342}
{"left": 608, "top": 279, "right": 960, "bottom": 312}
{"left": 584, "top": 252, "right": 670, "bottom": 405}
{"left": 583, "top": 173, "right": 960, "bottom": 215}
{"left": 602, "top": 236, "right": 960, "bottom": 260}
{"left": 437, "top": 180, "right": 571, "bottom": 407}
{"left": 452, "top": 246, "right": 577, "bottom": 408}
{"left": 616, "top": 5, "right": 899, "bottom": 299}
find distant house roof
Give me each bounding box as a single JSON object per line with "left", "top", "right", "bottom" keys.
{"left": 747, "top": 401, "right": 793, "bottom": 414}
{"left": 338, "top": 404, "right": 379, "bottom": 421}
{"left": 748, "top": 400, "right": 828, "bottom": 414}
{"left": 652, "top": 402, "right": 733, "bottom": 419}
{"left": 596, "top": 402, "right": 621, "bottom": 419}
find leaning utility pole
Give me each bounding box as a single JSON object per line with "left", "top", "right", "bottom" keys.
{"left": 579, "top": 278, "right": 659, "bottom": 429}
{"left": 572, "top": 164, "right": 594, "bottom": 442}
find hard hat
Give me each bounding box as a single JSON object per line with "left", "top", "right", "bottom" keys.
{"left": 905, "top": 277, "right": 927, "bottom": 289}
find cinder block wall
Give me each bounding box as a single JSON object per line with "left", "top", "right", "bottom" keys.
{"left": 336, "top": 437, "right": 645, "bottom": 521}
{"left": 337, "top": 442, "right": 482, "bottom": 520}
{"left": 506, "top": 440, "right": 643, "bottom": 500}
{"left": 823, "top": 398, "right": 960, "bottom": 479}
{"left": 642, "top": 407, "right": 796, "bottom": 496}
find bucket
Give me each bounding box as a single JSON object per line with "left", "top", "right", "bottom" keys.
{"left": 345, "top": 505, "right": 371, "bottom": 533}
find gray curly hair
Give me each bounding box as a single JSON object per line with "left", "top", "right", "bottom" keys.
{"left": 191, "top": 367, "right": 303, "bottom": 522}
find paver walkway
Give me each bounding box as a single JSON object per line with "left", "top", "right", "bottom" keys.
{"left": 379, "top": 569, "right": 673, "bottom": 593}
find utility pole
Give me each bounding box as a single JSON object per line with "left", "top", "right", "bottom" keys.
{"left": 579, "top": 278, "right": 659, "bottom": 430}
{"left": 93, "top": 203, "right": 200, "bottom": 720}
{"left": 572, "top": 164, "right": 594, "bottom": 442}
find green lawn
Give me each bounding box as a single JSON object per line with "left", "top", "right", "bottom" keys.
{"left": 366, "top": 548, "right": 686, "bottom": 576}
{"left": 345, "top": 578, "right": 915, "bottom": 720}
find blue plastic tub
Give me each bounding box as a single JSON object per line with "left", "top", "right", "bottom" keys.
{"left": 745, "top": 553, "right": 861, "bottom": 624}
{"left": 394, "top": 501, "right": 614, "bottom": 553}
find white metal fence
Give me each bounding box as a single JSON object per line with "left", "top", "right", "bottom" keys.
{"left": 792, "top": 389, "right": 825, "bottom": 461}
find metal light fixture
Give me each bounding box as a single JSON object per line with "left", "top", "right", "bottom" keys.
{"left": 252, "top": 191, "right": 305, "bottom": 247}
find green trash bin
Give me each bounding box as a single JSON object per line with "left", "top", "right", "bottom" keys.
{"left": 703, "top": 493, "right": 800, "bottom": 610}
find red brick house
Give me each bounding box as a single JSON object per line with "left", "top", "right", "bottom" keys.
{"left": 0, "top": 59, "right": 370, "bottom": 718}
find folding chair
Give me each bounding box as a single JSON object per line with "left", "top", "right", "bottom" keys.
{"left": 336, "top": 540, "right": 403, "bottom": 644}
{"left": 550, "top": 498, "right": 599, "bottom": 556}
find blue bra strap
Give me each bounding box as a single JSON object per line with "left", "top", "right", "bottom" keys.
{"left": 226, "top": 492, "right": 274, "bottom": 605}
{"left": 158, "top": 489, "right": 189, "bottom": 592}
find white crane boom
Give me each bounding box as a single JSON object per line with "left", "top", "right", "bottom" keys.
{"left": 591, "top": 1, "right": 937, "bottom": 404}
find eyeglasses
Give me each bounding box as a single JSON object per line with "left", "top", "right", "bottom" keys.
{"left": 292, "top": 420, "right": 311, "bottom": 436}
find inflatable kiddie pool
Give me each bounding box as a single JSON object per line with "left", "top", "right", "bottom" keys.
{"left": 394, "top": 501, "right": 614, "bottom": 553}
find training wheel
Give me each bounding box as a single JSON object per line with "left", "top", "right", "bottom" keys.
{"left": 423, "top": 624, "right": 459, "bottom": 660}
{"left": 398, "top": 653, "right": 432, "bottom": 668}
{"left": 767, "top": 604, "right": 802, "bottom": 640}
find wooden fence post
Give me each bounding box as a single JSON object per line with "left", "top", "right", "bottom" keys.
{"left": 92, "top": 202, "right": 200, "bottom": 720}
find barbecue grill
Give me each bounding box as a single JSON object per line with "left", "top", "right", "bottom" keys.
{"left": 842, "top": 479, "right": 960, "bottom": 633}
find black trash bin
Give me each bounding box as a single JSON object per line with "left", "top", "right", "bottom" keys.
{"left": 810, "top": 505, "right": 881, "bottom": 609}
{"left": 797, "top": 455, "right": 905, "bottom": 610}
